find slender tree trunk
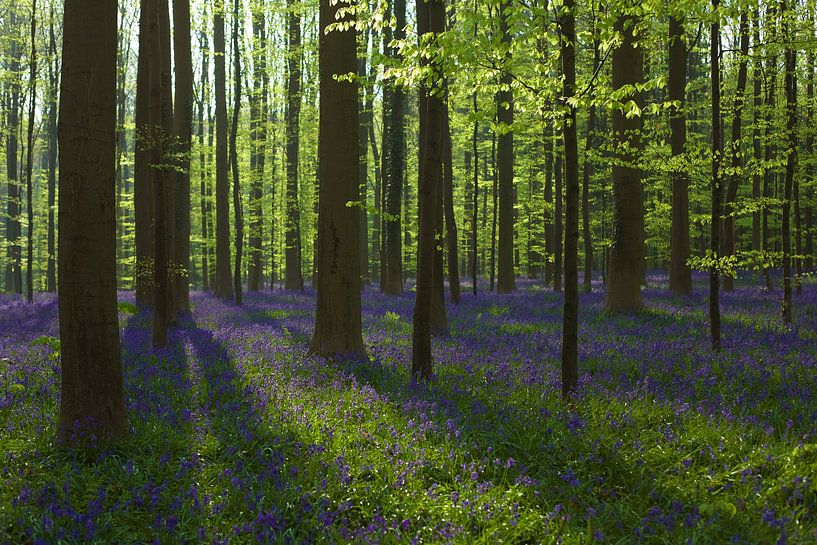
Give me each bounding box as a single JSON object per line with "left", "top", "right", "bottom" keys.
{"left": 369, "top": 106, "right": 382, "bottom": 283}
{"left": 214, "top": 0, "right": 234, "bottom": 299}
{"left": 605, "top": 9, "right": 644, "bottom": 313}
{"left": 582, "top": 33, "right": 599, "bottom": 294}
{"left": 722, "top": 12, "right": 749, "bottom": 292}
{"left": 310, "top": 0, "right": 365, "bottom": 357}
{"left": 805, "top": 43, "right": 814, "bottom": 272}
{"left": 560, "top": 0, "right": 579, "bottom": 398}
{"left": 285, "top": 1, "right": 304, "bottom": 290}
{"left": 46, "top": 10, "right": 58, "bottom": 293}
{"left": 490, "top": 129, "right": 497, "bottom": 292}
{"left": 135, "top": 0, "right": 154, "bottom": 307}
{"left": 762, "top": 6, "right": 778, "bottom": 291}
{"left": 358, "top": 32, "right": 370, "bottom": 286}
{"left": 496, "top": 0, "right": 515, "bottom": 293}
{"left": 443, "top": 102, "right": 460, "bottom": 303}
{"left": 24, "top": 0, "right": 37, "bottom": 302}
{"left": 471, "top": 78, "right": 479, "bottom": 292}
{"left": 248, "top": 0, "right": 267, "bottom": 291}
{"left": 544, "top": 119, "right": 554, "bottom": 287}
{"left": 5, "top": 17, "right": 21, "bottom": 294}
{"left": 669, "top": 15, "right": 691, "bottom": 296}
{"left": 57, "top": 0, "right": 128, "bottom": 444}
{"left": 173, "top": 0, "right": 193, "bottom": 312}
{"left": 199, "top": 31, "right": 210, "bottom": 291}
{"left": 709, "top": 0, "right": 722, "bottom": 350}
{"left": 159, "top": 0, "right": 176, "bottom": 319}
{"left": 751, "top": 13, "right": 762, "bottom": 262}
{"left": 554, "top": 139, "right": 563, "bottom": 292}
{"left": 782, "top": 0, "right": 796, "bottom": 323}
{"left": 231, "top": 0, "right": 244, "bottom": 305}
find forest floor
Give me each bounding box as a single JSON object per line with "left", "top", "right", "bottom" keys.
{"left": 1, "top": 274, "right": 816, "bottom": 544}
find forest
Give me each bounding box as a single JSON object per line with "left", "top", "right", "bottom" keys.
{"left": 1, "top": 0, "right": 816, "bottom": 541}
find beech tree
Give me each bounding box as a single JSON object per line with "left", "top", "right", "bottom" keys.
{"left": 57, "top": 0, "right": 127, "bottom": 444}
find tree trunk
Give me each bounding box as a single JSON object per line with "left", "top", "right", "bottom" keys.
{"left": 149, "top": 0, "right": 173, "bottom": 348}
{"left": 412, "top": 0, "right": 445, "bottom": 380}
{"left": 199, "top": 31, "right": 210, "bottom": 291}
{"left": 751, "top": 13, "right": 762, "bottom": 262}
{"left": 310, "top": 0, "right": 365, "bottom": 357}
{"left": 605, "top": 10, "right": 644, "bottom": 313}
{"left": 285, "top": 1, "right": 304, "bottom": 290}
{"left": 582, "top": 34, "right": 599, "bottom": 294}
{"left": 762, "top": 6, "right": 777, "bottom": 291}
{"left": 135, "top": 0, "right": 154, "bottom": 307}
{"left": 490, "top": 129, "right": 497, "bottom": 292}
{"left": 5, "top": 16, "right": 21, "bottom": 294}
{"left": 782, "top": 0, "right": 796, "bottom": 323}
{"left": 669, "top": 15, "right": 691, "bottom": 296}
{"left": 358, "top": 33, "right": 370, "bottom": 286}
{"left": 496, "top": 0, "right": 515, "bottom": 293}
{"left": 231, "top": 0, "right": 244, "bottom": 305}
{"left": 722, "top": 12, "right": 749, "bottom": 292}
{"left": 24, "top": 0, "right": 37, "bottom": 303}
{"left": 544, "top": 119, "right": 554, "bottom": 287}
{"left": 46, "top": 10, "right": 58, "bottom": 293}
{"left": 443, "top": 102, "right": 460, "bottom": 303}
{"left": 805, "top": 40, "right": 815, "bottom": 272}
{"left": 560, "top": 0, "right": 579, "bottom": 398}
{"left": 214, "top": 0, "right": 234, "bottom": 300}
{"left": 554, "top": 140, "right": 563, "bottom": 292}
{"left": 709, "top": 0, "right": 722, "bottom": 350}
{"left": 173, "top": 0, "right": 193, "bottom": 312}
{"left": 57, "top": 0, "right": 128, "bottom": 444}
{"left": 248, "top": 0, "right": 267, "bottom": 291}
{"left": 382, "top": 0, "right": 405, "bottom": 295}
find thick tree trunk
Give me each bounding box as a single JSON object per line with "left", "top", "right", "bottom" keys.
{"left": 231, "top": 0, "right": 244, "bottom": 305}
{"left": 173, "top": 0, "right": 193, "bottom": 312}
{"left": 310, "top": 0, "right": 365, "bottom": 357}
{"left": 159, "top": 0, "right": 176, "bottom": 318}
{"left": 709, "top": 0, "right": 722, "bottom": 350}
{"left": 57, "top": 0, "right": 128, "bottom": 444}
{"left": 285, "top": 1, "right": 304, "bottom": 290}
{"left": 214, "top": 0, "right": 234, "bottom": 300}
{"left": 669, "top": 15, "right": 691, "bottom": 296}
{"left": 605, "top": 10, "right": 644, "bottom": 313}
{"left": 560, "top": 0, "right": 579, "bottom": 398}
{"left": 496, "top": 0, "right": 515, "bottom": 293}
{"left": 722, "top": 12, "right": 749, "bottom": 292}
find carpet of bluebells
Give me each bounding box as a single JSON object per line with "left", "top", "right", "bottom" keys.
{"left": 1, "top": 273, "right": 816, "bottom": 544}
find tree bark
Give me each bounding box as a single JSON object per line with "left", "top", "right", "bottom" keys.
{"left": 443, "top": 102, "right": 460, "bottom": 303}
{"left": 722, "top": 12, "right": 749, "bottom": 292}
{"left": 173, "top": 0, "right": 193, "bottom": 312}
{"left": 231, "top": 0, "right": 244, "bottom": 305}
{"left": 496, "top": 0, "right": 515, "bottom": 293}
{"left": 709, "top": 0, "right": 722, "bottom": 350}
{"left": 285, "top": 0, "right": 304, "bottom": 290}
{"left": 310, "top": 0, "right": 365, "bottom": 357}
{"left": 782, "top": 0, "right": 796, "bottom": 323}
{"left": 248, "top": 0, "right": 267, "bottom": 291}
{"left": 5, "top": 14, "right": 22, "bottom": 294}
{"left": 582, "top": 33, "right": 599, "bottom": 294}
{"left": 669, "top": 15, "right": 691, "bottom": 296}
{"left": 199, "top": 31, "right": 210, "bottom": 291}
{"left": 560, "top": 0, "right": 579, "bottom": 398}
{"left": 24, "top": 0, "right": 37, "bottom": 302}
{"left": 57, "top": 0, "right": 128, "bottom": 444}
{"left": 214, "top": 0, "right": 234, "bottom": 300}
{"left": 412, "top": 0, "right": 445, "bottom": 380}
{"left": 605, "top": 9, "right": 644, "bottom": 313}
{"left": 46, "top": 10, "right": 58, "bottom": 293}
{"left": 135, "top": 0, "right": 153, "bottom": 306}
{"left": 762, "top": 6, "right": 778, "bottom": 291}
